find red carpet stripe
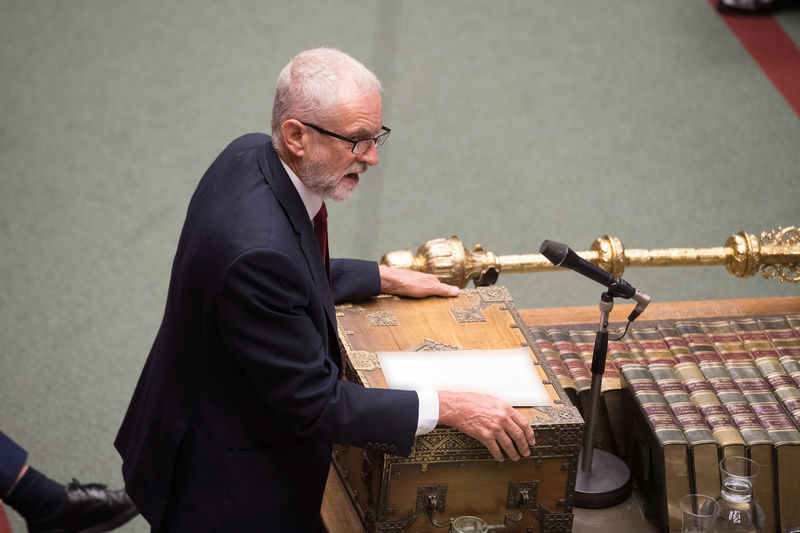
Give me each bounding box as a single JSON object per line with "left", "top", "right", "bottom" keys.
{"left": 0, "top": 506, "right": 12, "bottom": 533}
{"left": 711, "top": 1, "right": 800, "bottom": 117}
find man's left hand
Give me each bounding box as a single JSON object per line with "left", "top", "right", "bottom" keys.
{"left": 379, "top": 266, "right": 459, "bottom": 298}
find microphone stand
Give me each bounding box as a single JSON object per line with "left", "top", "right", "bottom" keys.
{"left": 574, "top": 290, "right": 632, "bottom": 509}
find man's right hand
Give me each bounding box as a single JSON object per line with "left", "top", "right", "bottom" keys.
{"left": 437, "top": 391, "right": 535, "bottom": 462}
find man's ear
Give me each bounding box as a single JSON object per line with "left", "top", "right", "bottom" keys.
{"left": 281, "top": 120, "right": 306, "bottom": 157}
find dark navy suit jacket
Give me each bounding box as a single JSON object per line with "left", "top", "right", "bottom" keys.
{"left": 115, "top": 134, "right": 419, "bottom": 532}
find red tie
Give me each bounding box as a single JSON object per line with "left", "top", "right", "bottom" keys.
{"left": 313, "top": 202, "right": 331, "bottom": 288}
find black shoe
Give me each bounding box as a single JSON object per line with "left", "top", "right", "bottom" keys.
{"left": 717, "top": 0, "right": 777, "bottom": 13}
{"left": 26, "top": 479, "right": 138, "bottom": 533}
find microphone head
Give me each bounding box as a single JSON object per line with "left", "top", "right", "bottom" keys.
{"left": 539, "top": 239, "right": 569, "bottom": 266}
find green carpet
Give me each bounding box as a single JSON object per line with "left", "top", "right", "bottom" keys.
{"left": 1, "top": 2, "right": 797, "bottom": 531}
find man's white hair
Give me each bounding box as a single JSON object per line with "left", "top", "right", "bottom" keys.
{"left": 271, "top": 48, "right": 382, "bottom": 149}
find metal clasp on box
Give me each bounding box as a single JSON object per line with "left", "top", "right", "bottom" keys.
{"left": 503, "top": 481, "right": 538, "bottom": 529}
{"left": 415, "top": 481, "right": 537, "bottom": 531}
{"left": 416, "top": 485, "right": 450, "bottom": 528}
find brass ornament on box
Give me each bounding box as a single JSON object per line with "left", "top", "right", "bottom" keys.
{"left": 380, "top": 226, "right": 800, "bottom": 288}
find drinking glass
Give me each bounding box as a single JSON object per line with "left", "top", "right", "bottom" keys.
{"left": 680, "top": 493, "right": 719, "bottom": 533}
{"left": 713, "top": 456, "right": 765, "bottom": 533}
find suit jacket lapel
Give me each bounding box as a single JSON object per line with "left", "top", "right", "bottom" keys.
{"left": 256, "top": 142, "right": 337, "bottom": 328}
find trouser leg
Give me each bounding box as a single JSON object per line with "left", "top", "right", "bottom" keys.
{"left": 0, "top": 431, "right": 29, "bottom": 497}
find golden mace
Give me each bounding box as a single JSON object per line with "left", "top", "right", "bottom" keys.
{"left": 380, "top": 226, "right": 800, "bottom": 289}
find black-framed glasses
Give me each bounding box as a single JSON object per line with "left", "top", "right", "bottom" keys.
{"left": 301, "top": 122, "right": 391, "bottom": 154}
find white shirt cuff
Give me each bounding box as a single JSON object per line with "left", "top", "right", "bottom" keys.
{"left": 415, "top": 390, "right": 439, "bottom": 436}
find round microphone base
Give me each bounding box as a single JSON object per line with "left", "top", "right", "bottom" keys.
{"left": 574, "top": 448, "right": 632, "bottom": 509}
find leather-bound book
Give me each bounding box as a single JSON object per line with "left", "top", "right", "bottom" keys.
{"left": 733, "top": 318, "right": 800, "bottom": 428}
{"left": 659, "top": 324, "right": 746, "bottom": 465}
{"left": 568, "top": 328, "right": 625, "bottom": 456}
{"left": 759, "top": 316, "right": 800, "bottom": 388}
{"left": 754, "top": 317, "right": 800, "bottom": 531}
{"left": 620, "top": 363, "right": 690, "bottom": 533}
{"left": 629, "top": 328, "right": 719, "bottom": 500}
{"left": 541, "top": 328, "right": 593, "bottom": 416}
{"left": 786, "top": 314, "right": 800, "bottom": 337}
{"left": 677, "top": 321, "right": 777, "bottom": 532}
{"left": 528, "top": 327, "right": 579, "bottom": 407}
{"left": 702, "top": 320, "right": 800, "bottom": 533}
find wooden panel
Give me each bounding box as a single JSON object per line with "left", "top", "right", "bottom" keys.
{"left": 322, "top": 465, "right": 365, "bottom": 533}
{"left": 519, "top": 296, "right": 800, "bottom": 327}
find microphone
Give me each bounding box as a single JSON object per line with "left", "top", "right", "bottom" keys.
{"left": 628, "top": 290, "right": 651, "bottom": 322}
{"left": 539, "top": 239, "right": 651, "bottom": 322}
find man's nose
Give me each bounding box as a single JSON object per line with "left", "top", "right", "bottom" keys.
{"left": 357, "top": 142, "right": 379, "bottom": 166}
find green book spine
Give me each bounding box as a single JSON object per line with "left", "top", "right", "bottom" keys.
{"left": 629, "top": 328, "right": 718, "bottom": 500}
{"left": 565, "top": 328, "right": 627, "bottom": 455}
{"left": 608, "top": 339, "right": 634, "bottom": 370}
{"left": 545, "top": 328, "right": 592, "bottom": 394}
{"left": 621, "top": 364, "right": 687, "bottom": 443}
{"left": 620, "top": 363, "right": 690, "bottom": 533}
{"left": 786, "top": 314, "right": 800, "bottom": 337}
{"left": 702, "top": 319, "right": 800, "bottom": 533}
{"left": 621, "top": 336, "right": 649, "bottom": 366}
{"left": 630, "top": 327, "right": 679, "bottom": 367}
{"left": 661, "top": 324, "right": 746, "bottom": 461}
{"left": 529, "top": 327, "right": 577, "bottom": 395}
{"left": 752, "top": 316, "right": 800, "bottom": 532}
{"left": 569, "top": 329, "right": 621, "bottom": 392}
{"left": 676, "top": 320, "right": 776, "bottom": 533}
{"left": 733, "top": 318, "right": 800, "bottom": 428}
{"left": 703, "top": 320, "right": 800, "bottom": 438}
{"left": 759, "top": 316, "right": 800, "bottom": 389}
{"left": 676, "top": 322, "right": 772, "bottom": 444}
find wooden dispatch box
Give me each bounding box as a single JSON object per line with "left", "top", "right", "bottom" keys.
{"left": 333, "top": 286, "right": 584, "bottom": 532}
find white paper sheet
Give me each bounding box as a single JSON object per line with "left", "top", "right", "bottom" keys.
{"left": 376, "top": 347, "right": 552, "bottom": 407}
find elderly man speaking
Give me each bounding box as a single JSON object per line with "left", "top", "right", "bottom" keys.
{"left": 115, "top": 48, "right": 534, "bottom": 532}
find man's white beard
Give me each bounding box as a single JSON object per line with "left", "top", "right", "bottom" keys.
{"left": 299, "top": 144, "right": 366, "bottom": 202}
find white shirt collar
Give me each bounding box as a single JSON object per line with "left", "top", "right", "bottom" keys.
{"left": 280, "top": 158, "right": 323, "bottom": 221}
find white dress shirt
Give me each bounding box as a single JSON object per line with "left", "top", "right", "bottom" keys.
{"left": 280, "top": 159, "right": 438, "bottom": 436}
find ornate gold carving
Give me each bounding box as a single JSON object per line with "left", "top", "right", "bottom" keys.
{"left": 402, "top": 424, "right": 582, "bottom": 467}
{"left": 725, "top": 231, "right": 762, "bottom": 279}
{"left": 477, "top": 285, "right": 512, "bottom": 302}
{"left": 350, "top": 351, "right": 380, "bottom": 371}
{"left": 760, "top": 226, "right": 800, "bottom": 282}
{"left": 590, "top": 235, "right": 626, "bottom": 277}
{"left": 450, "top": 306, "right": 486, "bottom": 323}
{"left": 366, "top": 311, "right": 398, "bottom": 327}
{"left": 416, "top": 431, "right": 486, "bottom": 453}
{"left": 381, "top": 226, "right": 800, "bottom": 287}
{"left": 537, "top": 505, "right": 574, "bottom": 533}
{"left": 409, "top": 339, "right": 462, "bottom": 352}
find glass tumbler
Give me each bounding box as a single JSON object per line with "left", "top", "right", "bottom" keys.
{"left": 680, "top": 493, "right": 719, "bottom": 533}
{"left": 713, "top": 456, "right": 765, "bottom": 533}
